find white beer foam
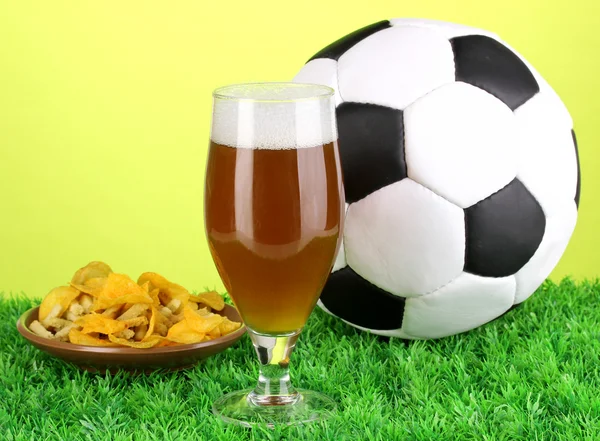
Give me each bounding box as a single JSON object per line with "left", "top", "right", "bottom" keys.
{"left": 211, "top": 84, "right": 337, "bottom": 150}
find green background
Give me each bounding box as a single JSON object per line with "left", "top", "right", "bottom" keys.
{"left": 1, "top": 0, "right": 598, "bottom": 296}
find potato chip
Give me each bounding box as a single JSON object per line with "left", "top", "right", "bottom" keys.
{"left": 86, "top": 276, "right": 108, "bottom": 290}
{"left": 183, "top": 307, "right": 224, "bottom": 334}
{"left": 93, "top": 273, "right": 153, "bottom": 310}
{"left": 208, "top": 320, "right": 241, "bottom": 339}
{"left": 108, "top": 334, "right": 162, "bottom": 348}
{"left": 69, "top": 329, "right": 118, "bottom": 347}
{"left": 218, "top": 318, "right": 242, "bottom": 336}
{"left": 138, "top": 281, "right": 150, "bottom": 294}
{"left": 149, "top": 288, "right": 161, "bottom": 308}
{"left": 75, "top": 314, "right": 128, "bottom": 335}
{"left": 170, "top": 312, "right": 185, "bottom": 325}
{"left": 71, "top": 261, "right": 113, "bottom": 286}
{"left": 189, "top": 291, "right": 225, "bottom": 311}
{"left": 96, "top": 292, "right": 152, "bottom": 310}
{"left": 70, "top": 277, "right": 107, "bottom": 297}
{"left": 138, "top": 272, "right": 190, "bottom": 305}
{"left": 39, "top": 286, "right": 80, "bottom": 322}
{"left": 69, "top": 283, "right": 89, "bottom": 294}
{"left": 35, "top": 262, "right": 239, "bottom": 348}
{"left": 166, "top": 319, "right": 206, "bottom": 344}
{"left": 208, "top": 326, "right": 221, "bottom": 339}
{"left": 155, "top": 339, "right": 179, "bottom": 347}
{"left": 158, "top": 291, "right": 171, "bottom": 306}
{"left": 143, "top": 307, "right": 158, "bottom": 341}
{"left": 196, "top": 307, "right": 211, "bottom": 316}
{"left": 137, "top": 273, "right": 157, "bottom": 289}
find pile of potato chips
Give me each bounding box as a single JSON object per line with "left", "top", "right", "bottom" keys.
{"left": 29, "top": 261, "right": 242, "bottom": 348}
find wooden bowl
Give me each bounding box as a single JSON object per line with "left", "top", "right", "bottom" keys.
{"left": 17, "top": 305, "right": 246, "bottom": 374}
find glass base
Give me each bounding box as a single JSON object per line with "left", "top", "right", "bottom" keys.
{"left": 212, "top": 389, "right": 337, "bottom": 428}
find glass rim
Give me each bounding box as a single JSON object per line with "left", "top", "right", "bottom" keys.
{"left": 212, "top": 82, "right": 335, "bottom": 103}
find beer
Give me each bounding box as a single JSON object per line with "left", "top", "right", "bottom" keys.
{"left": 206, "top": 83, "right": 341, "bottom": 425}
{"left": 205, "top": 140, "right": 344, "bottom": 334}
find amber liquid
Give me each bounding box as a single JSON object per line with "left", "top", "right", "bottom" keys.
{"left": 205, "top": 141, "right": 344, "bottom": 334}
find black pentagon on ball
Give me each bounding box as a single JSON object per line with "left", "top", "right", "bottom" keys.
{"left": 464, "top": 178, "right": 546, "bottom": 278}
{"left": 450, "top": 35, "right": 540, "bottom": 111}
{"left": 320, "top": 266, "right": 406, "bottom": 330}
{"left": 572, "top": 129, "right": 581, "bottom": 208}
{"left": 308, "top": 20, "right": 391, "bottom": 62}
{"left": 336, "top": 102, "right": 407, "bottom": 203}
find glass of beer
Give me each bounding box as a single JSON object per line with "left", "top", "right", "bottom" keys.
{"left": 204, "top": 82, "right": 344, "bottom": 426}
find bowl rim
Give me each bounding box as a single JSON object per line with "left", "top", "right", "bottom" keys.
{"left": 17, "top": 305, "right": 247, "bottom": 355}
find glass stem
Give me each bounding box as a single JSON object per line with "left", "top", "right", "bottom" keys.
{"left": 247, "top": 329, "right": 301, "bottom": 406}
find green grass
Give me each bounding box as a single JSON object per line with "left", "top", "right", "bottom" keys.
{"left": 1, "top": 279, "right": 599, "bottom": 440}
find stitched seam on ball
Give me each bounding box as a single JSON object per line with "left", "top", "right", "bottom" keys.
{"left": 456, "top": 80, "right": 517, "bottom": 114}
{"left": 421, "top": 272, "right": 462, "bottom": 298}
{"left": 468, "top": 176, "right": 518, "bottom": 208}
{"left": 450, "top": 35, "right": 457, "bottom": 84}
{"left": 402, "top": 80, "right": 454, "bottom": 112}
{"left": 392, "top": 36, "right": 458, "bottom": 110}
{"left": 336, "top": 59, "right": 344, "bottom": 103}
{"left": 514, "top": 174, "right": 549, "bottom": 219}
{"left": 397, "top": 23, "right": 445, "bottom": 37}
{"left": 405, "top": 178, "right": 455, "bottom": 207}
{"left": 399, "top": 300, "right": 408, "bottom": 335}
{"left": 463, "top": 210, "right": 469, "bottom": 273}
{"left": 509, "top": 275, "right": 518, "bottom": 306}
{"left": 401, "top": 110, "right": 407, "bottom": 177}
{"left": 391, "top": 22, "right": 459, "bottom": 84}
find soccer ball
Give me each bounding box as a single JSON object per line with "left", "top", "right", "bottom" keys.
{"left": 293, "top": 18, "right": 581, "bottom": 339}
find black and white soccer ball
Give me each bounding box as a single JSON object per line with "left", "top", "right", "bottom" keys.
{"left": 293, "top": 18, "right": 581, "bottom": 339}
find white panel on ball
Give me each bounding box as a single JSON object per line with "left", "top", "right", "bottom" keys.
{"left": 514, "top": 201, "right": 578, "bottom": 303}
{"left": 515, "top": 91, "right": 578, "bottom": 217}
{"left": 292, "top": 58, "right": 343, "bottom": 107}
{"left": 390, "top": 17, "right": 500, "bottom": 40}
{"left": 344, "top": 179, "right": 465, "bottom": 297}
{"left": 404, "top": 82, "right": 517, "bottom": 208}
{"left": 331, "top": 241, "right": 346, "bottom": 272}
{"left": 337, "top": 26, "right": 455, "bottom": 110}
{"left": 332, "top": 203, "right": 350, "bottom": 273}
{"left": 401, "top": 272, "right": 516, "bottom": 339}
